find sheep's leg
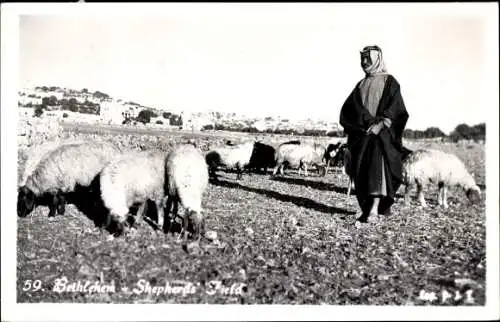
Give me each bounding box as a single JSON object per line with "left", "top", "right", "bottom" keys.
{"left": 442, "top": 185, "right": 449, "bottom": 209}
{"left": 131, "top": 202, "right": 147, "bottom": 229}
{"left": 404, "top": 184, "right": 412, "bottom": 205}
{"left": 280, "top": 164, "right": 285, "bottom": 176}
{"left": 304, "top": 163, "right": 309, "bottom": 177}
{"left": 272, "top": 163, "right": 283, "bottom": 177}
{"left": 48, "top": 193, "right": 58, "bottom": 217}
{"left": 163, "top": 197, "right": 173, "bottom": 234}
{"left": 438, "top": 182, "right": 444, "bottom": 207}
{"left": 444, "top": 186, "right": 450, "bottom": 208}
{"left": 347, "top": 178, "right": 353, "bottom": 198}
{"left": 209, "top": 167, "right": 218, "bottom": 181}
{"left": 182, "top": 210, "right": 190, "bottom": 243}
{"left": 416, "top": 182, "right": 427, "bottom": 208}
{"left": 236, "top": 163, "right": 243, "bottom": 180}
{"left": 155, "top": 199, "right": 164, "bottom": 230}
{"left": 56, "top": 191, "right": 66, "bottom": 216}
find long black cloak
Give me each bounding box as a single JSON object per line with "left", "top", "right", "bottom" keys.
{"left": 339, "top": 74, "right": 409, "bottom": 218}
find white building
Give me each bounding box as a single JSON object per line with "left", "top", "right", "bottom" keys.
{"left": 100, "top": 101, "right": 125, "bottom": 125}
{"left": 185, "top": 116, "right": 213, "bottom": 131}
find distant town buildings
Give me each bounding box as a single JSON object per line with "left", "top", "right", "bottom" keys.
{"left": 17, "top": 86, "right": 341, "bottom": 132}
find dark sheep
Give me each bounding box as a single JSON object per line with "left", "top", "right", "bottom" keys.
{"left": 245, "top": 142, "right": 277, "bottom": 174}
{"left": 323, "top": 142, "right": 343, "bottom": 172}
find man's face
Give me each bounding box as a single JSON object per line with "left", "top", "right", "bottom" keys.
{"left": 360, "top": 51, "right": 372, "bottom": 70}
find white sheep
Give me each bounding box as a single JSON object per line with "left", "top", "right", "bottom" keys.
{"left": 18, "top": 139, "right": 87, "bottom": 187}
{"left": 165, "top": 144, "right": 209, "bottom": 241}
{"left": 18, "top": 141, "right": 121, "bottom": 218}
{"left": 402, "top": 148, "right": 482, "bottom": 208}
{"left": 99, "top": 150, "right": 167, "bottom": 236}
{"left": 205, "top": 140, "right": 254, "bottom": 180}
{"left": 272, "top": 143, "right": 326, "bottom": 177}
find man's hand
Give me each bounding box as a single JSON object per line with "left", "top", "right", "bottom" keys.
{"left": 366, "top": 121, "right": 384, "bottom": 135}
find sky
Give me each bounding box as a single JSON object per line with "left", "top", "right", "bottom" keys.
{"left": 17, "top": 3, "right": 499, "bottom": 133}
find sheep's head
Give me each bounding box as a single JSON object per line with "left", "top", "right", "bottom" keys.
{"left": 323, "top": 143, "right": 341, "bottom": 165}
{"left": 466, "top": 186, "right": 481, "bottom": 204}
{"left": 185, "top": 209, "right": 205, "bottom": 241}
{"left": 17, "top": 186, "right": 35, "bottom": 217}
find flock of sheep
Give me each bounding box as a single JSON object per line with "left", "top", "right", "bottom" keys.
{"left": 17, "top": 135, "right": 482, "bottom": 247}
{"left": 18, "top": 139, "right": 208, "bottom": 242}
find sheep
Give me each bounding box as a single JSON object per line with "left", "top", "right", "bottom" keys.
{"left": 402, "top": 148, "right": 482, "bottom": 208}
{"left": 245, "top": 141, "right": 277, "bottom": 174}
{"left": 205, "top": 140, "right": 255, "bottom": 181}
{"left": 334, "top": 144, "right": 356, "bottom": 197}
{"left": 272, "top": 143, "right": 326, "bottom": 177}
{"left": 323, "top": 142, "right": 343, "bottom": 175}
{"left": 99, "top": 150, "right": 167, "bottom": 236}
{"left": 164, "top": 144, "right": 209, "bottom": 241}
{"left": 18, "top": 141, "right": 121, "bottom": 218}
{"left": 18, "top": 139, "right": 87, "bottom": 187}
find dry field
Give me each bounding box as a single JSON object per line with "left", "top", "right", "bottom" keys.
{"left": 16, "top": 124, "right": 486, "bottom": 305}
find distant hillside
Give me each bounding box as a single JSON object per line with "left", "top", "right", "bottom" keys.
{"left": 17, "top": 85, "right": 343, "bottom": 134}
{"left": 19, "top": 86, "right": 165, "bottom": 116}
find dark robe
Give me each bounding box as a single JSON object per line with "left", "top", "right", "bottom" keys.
{"left": 339, "top": 74, "right": 409, "bottom": 219}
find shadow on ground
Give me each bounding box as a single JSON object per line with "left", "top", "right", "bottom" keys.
{"left": 270, "top": 175, "right": 353, "bottom": 195}
{"left": 210, "top": 178, "right": 356, "bottom": 216}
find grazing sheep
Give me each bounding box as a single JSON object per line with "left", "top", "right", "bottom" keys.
{"left": 164, "top": 144, "right": 209, "bottom": 241}
{"left": 402, "top": 148, "right": 481, "bottom": 208}
{"left": 272, "top": 143, "right": 326, "bottom": 177}
{"left": 205, "top": 140, "right": 255, "bottom": 180}
{"left": 100, "top": 150, "right": 167, "bottom": 236}
{"left": 324, "top": 143, "right": 355, "bottom": 196}
{"left": 18, "top": 141, "right": 121, "bottom": 218}
{"left": 18, "top": 139, "right": 87, "bottom": 187}
{"left": 245, "top": 142, "right": 277, "bottom": 174}
{"left": 323, "top": 142, "right": 343, "bottom": 175}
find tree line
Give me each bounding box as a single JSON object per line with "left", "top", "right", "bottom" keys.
{"left": 23, "top": 95, "right": 101, "bottom": 116}
{"left": 403, "top": 123, "right": 485, "bottom": 142}
{"left": 125, "top": 109, "right": 183, "bottom": 126}
{"left": 202, "top": 123, "right": 485, "bottom": 141}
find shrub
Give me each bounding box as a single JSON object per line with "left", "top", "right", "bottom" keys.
{"left": 34, "top": 105, "right": 45, "bottom": 117}
{"left": 136, "top": 109, "right": 156, "bottom": 124}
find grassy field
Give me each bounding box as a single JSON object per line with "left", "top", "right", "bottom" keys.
{"left": 16, "top": 125, "right": 486, "bottom": 305}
